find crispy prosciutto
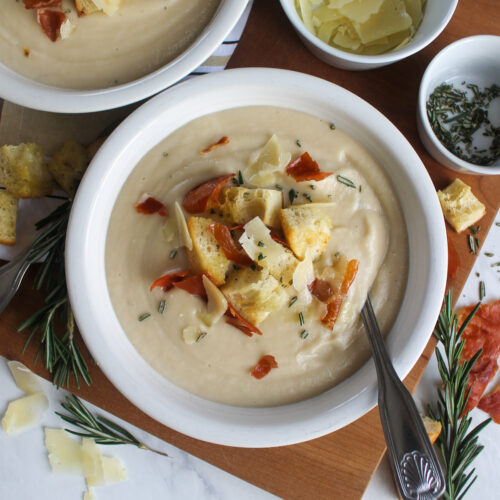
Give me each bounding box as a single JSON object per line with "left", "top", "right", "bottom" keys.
{"left": 208, "top": 223, "right": 253, "bottom": 267}
{"left": 134, "top": 196, "right": 168, "bottom": 216}
{"left": 286, "top": 152, "right": 333, "bottom": 182}
{"left": 36, "top": 9, "right": 66, "bottom": 42}
{"left": 226, "top": 303, "right": 262, "bottom": 336}
{"left": 200, "top": 136, "right": 229, "bottom": 153}
{"left": 172, "top": 273, "right": 207, "bottom": 298}
{"left": 321, "top": 259, "right": 359, "bottom": 329}
{"left": 182, "top": 174, "right": 235, "bottom": 214}
{"left": 478, "top": 385, "right": 500, "bottom": 423}
{"left": 251, "top": 355, "right": 278, "bottom": 379}
{"left": 458, "top": 299, "right": 500, "bottom": 414}
{"left": 309, "top": 279, "right": 334, "bottom": 303}
{"left": 150, "top": 270, "right": 189, "bottom": 292}
{"left": 23, "top": 0, "right": 61, "bottom": 8}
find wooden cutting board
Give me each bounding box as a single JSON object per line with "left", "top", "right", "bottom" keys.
{"left": 1, "top": 1, "right": 499, "bottom": 498}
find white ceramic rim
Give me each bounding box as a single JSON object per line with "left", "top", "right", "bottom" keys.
{"left": 0, "top": 0, "right": 249, "bottom": 114}
{"left": 66, "top": 68, "right": 447, "bottom": 447}
{"left": 279, "top": 0, "right": 458, "bottom": 65}
{"left": 418, "top": 35, "right": 500, "bottom": 175}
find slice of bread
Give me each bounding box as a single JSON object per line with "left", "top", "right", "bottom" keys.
{"left": 75, "top": 0, "right": 100, "bottom": 16}
{"left": 0, "top": 143, "right": 52, "bottom": 198}
{"left": 437, "top": 179, "right": 486, "bottom": 233}
{"left": 75, "top": 0, "right": 121, "bottom": 16}
{"left": 221, "top": 268, "right": 287, "bottom": 325}
{"left": 280, "top": 204, "right": 332, "bottom": 260}
{"left": 48, "top": 141, "right": 88, "bottom": 197}
{"left": 218, "top": 186, "right": 282, "bottom": 228}
{"left": 186, "top": 216, "right": 230, "bottom": 285}
{"left": 0, "top": 190, "right": 18, "bottom": 246}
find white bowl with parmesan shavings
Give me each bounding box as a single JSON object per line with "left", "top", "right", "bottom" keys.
{"left": 0, "top": 0, "right": 249, "bottom": 113}
{"left": 280, "top": 0, "right": 458, "bottom": 71}
{"left": 417, "top": 35, "right": 500, "bottom": 175}
{"left": 66, "top": 68, "right": 447, "bottom": 447}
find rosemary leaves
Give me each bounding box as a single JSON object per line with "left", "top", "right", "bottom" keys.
{"left": 427, "top": 82, "right": 500, "bottom": 166}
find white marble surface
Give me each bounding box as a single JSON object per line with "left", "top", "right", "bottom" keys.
{"left": 1, "top": 211, "right": 498, "bottom": 500}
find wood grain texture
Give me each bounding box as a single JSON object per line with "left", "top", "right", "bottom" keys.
{"left": 0, "top": 1, "right": 499, "bottom": 499}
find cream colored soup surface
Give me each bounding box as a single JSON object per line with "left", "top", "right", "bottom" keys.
{"left": 106, "top": 106, "right": 408, "bottom": 407}
{"left": 0, "top": 0, "right": 219, "bottom": 89}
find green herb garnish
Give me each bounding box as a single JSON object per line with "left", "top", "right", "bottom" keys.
{"left": 298, "top": 312, "right": 304, "bottom": 326}
{"left": 138, "top": 313, "right": 151, "bottom": 322}
{"left": 196, "top": 332, "right": 207, "bottom": 343}
{"left": 257, "top": 252, "right": 266, "bottom": 261}
{"left": 158, "top": 300, "right": 166, "bottom": 314}
{"left": 257, "top": 241, "right": 264, "bottom": 247}
{"left": 289, "top": 188, "right": 297, "bottom": 204}
{"left": 169, "top": 249, "right": 177, "bottom": 259}
{"left": 296, "top": 139, "right": 302, "bottom": 147}
{"left": 289, "top": 296, "right": 298, "bottom": 307}
{"left": 303, "top": 192, "right": 312, "bottom": 202}
{"left": 336, "top": 175, "right": 356, "bottom": 188}
{"left": 479, "top": 281, "right": 485, "bottom": 301}
{"left": 329, "top": 123, "right": 336, "bottom": 130}
{"left": 275, "top": 184, "right": 283, "bottom": 191}
{"left": 484, "top": 252, "right": 494, "bottom": 257}
{"left": 468, "top": 235, "right": 477, "bottom": 254}
{"left": 238, "top": 170, "right": 244, "bottom": 185}
{"left": 300, "top": 330, "right": 309, "bottom": 339}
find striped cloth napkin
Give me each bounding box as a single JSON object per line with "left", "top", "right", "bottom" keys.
{"left": 0, "top": 2, "right": 252, "bottom": 261}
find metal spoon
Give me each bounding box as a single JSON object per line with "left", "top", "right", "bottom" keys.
{"left": 361, "top": 296, "right": 445, "bottom": 500}
{"left": 0, "top": 249, "right": 31, "bottom": 314}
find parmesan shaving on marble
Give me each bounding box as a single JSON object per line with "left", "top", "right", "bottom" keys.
{"left": 2, "top": 393, "right": 48, "bottom": 435}
{"left": 7, "top": 360, "right": 42, "bottom": 395}
{"left": 45, "top": 428, "right": 84, "bottom": 474}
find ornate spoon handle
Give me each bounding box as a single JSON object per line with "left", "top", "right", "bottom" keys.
{"left": 361, "top": 296, "right": 445, "bottom": 500}
{"left": 0, "top": 249, "right": 31, "bottom": 314}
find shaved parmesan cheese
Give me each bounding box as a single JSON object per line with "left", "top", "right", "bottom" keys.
{"left": 182, "top": 325, "right": 205, "bottom": 345}
{"left": 83, "top": 489, "right": 97, "bottom": 500}
{"left": 198, "top": 275, "right": 228, "bottom": 327}
{"left": 162, "top": 216, "right": 179, "bottom": 247}
{"left": 45, "top": 428, "right": 84, "bottom": 474}
{"left": 293, "top": 253, "right": 315, "bottom": 304}
{"left": 101, "top": 456, "right": 128, "bottom": 484}
{"left": 7, "top": 360, "right": 41, "bottom": 395}
{"left": 2, "top": 393, "right": 48, "bottom": 435}
{"left": 339, "top": 0, "right": 384, "bottom": 24}
{"left": 239, "top": 217, "right": 285, "bottom": 264}
{"left": 60, "top": 18, "right": 76, "bottom": 40}
{"left": 92, "top": 0, "right": 122, "bottom": 16}
{"left": 174, "top": 202, "right": 193, "bottom": 251}
{"left": 82, "top": 438, "right": 106, "bottom": 488}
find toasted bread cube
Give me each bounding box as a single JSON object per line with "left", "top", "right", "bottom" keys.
{"left": 75, "top": 0, "right": 100, "bottom": 15}
{"left": 222, "top": 268, "right": 287, "bottom": 325}
{"left": 437, "top": 179, "right": 485, "bottom": 233}
{"left": 0, "top": 144, "right": 52, "bottom": 198}
{"left": 48, "top": 141, "right": 88, "bottom": 197}
{"left": 186, "top": 216, "right": 230, "bottom": 285}
{"left": 218, "top": 187, "right": 282, "bottom": 228}
{"left": 280, "top": 204, "right": 332, "bottom": 260}
{"left": 0, "top": 190, "right": 18, "bottom": 246}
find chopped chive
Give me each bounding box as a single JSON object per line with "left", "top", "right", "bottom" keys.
{"left": 138, "top": 313, "right": 150, "bottom": 322}
{"left": 169, "top": 249, "right": 177, "bottom": 259}
{"left": 257, "top": 241, "right": 264, "bottom": 247}
{"left": 329, "top": 123, "right": 336, "bottom": 130}
{"left": 238, "top": 170, "right": 244, "bottom": 185}
{"left": 491, "top": 262, "right": 500, "bottom": 267}
{"left": 468, "top": 235, "right": 477, "bottom": 254}
{"left": 196, "top": 332, "right": 207, "bottom": 343}
{"left": 485, "top": 252, "right": 494, "bottom": 257}
{"left": 336, "top": 175, "right": 356, "bottom": 188}
{"left": 251, "top": 264, "right": 257, "bottom": 271}
{"left": 298, "top": 312, "right": 304, "bottom": 326}
{"left": 257, "top": 252, "right": 266, "bottom": 261}
{"left": 289, "top": 296, "right": 298, "bottom": 307}
{"left": 289, "top": 188, "right": 297, "bottom": 204}
{"left": 309, "top": 184, "right": 316, "bottom": 190}
{"left": 469, "top": 225, "right": 479, "bottom": 234}
{"left": 496, "top": 222, "right": 500, "bottom": 227}
{"left": 279, "top": 276, "right": 283, "bottom": 283}
{"left": 296, "top": 139, "right": 302, "bottom": 147}
{"left": 232, "top": 177, "right": 239, "bottom": 185}
{"left": 475, "top": 237, "right": 480, "bottom": 250}
{"left": 289, "top": 279, "right": 293, "bottom": 285}
{"left": 479, "top": 281, "right": 485, "bottom": 301}
{"left": 233, "top": 264, "right": 241, "bottom": 270}
{"left": 475, "top": 272, "right": 480, "bottom": 277}
{"left": 303, "top": 193, "right": 312, "bottom": 202}
{"left": 334, "top": 251, "right": 340, "bottom": 258}
{"left": 300, "top": 330, "right": 309, "bottom": 339}
{"left": 359, "top": 185, "right": 362, "bottom": 192}
{"left": 158, "top": 301, "right": 166, "bottom": 314}
{"left": 275, "top": 184, "right": 283, "bottom": 191}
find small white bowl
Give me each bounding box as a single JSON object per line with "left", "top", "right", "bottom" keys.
{"left": 66, "top": 68, "right": 447, "bottom": 447}
{"left": 279, "top": 0, "right": 458, "bottom": 71}
{"left": 417, "top": 35, "right": 500, "bottom": 175}
{"left": 0, "top": 0, "right": 249, "bottom": 114}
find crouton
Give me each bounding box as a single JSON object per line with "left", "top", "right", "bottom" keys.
{"left": 0, "top": 143, "right": 52, "bottom": 198}
{"left": 280, "top": 204, "right": 332, "bottom": 260}
{"left": 75, "top": 0, "right": 121, "bottom": 16}
{"left": 0, "top": 190, "right": 18, "bottom": 246}
{"left": 437, "top": 179, "right": 485, "bottom": 233}
{"left": 186, "top": 216, "right": 230, "bottom": 285}
{"left": 48, "top": 141, "right": 88, "bottom": 197}
{"left": 221, "top": 268, "right": 287, "bottom": 325}
{"left": 75, "top": 0, "right": 100, "bottom": 16}
{"left": 238, "top": 216, "right": 298, "bottom": 287}
{"left": 218, "top": 187, "right": 282, "bottom": 228}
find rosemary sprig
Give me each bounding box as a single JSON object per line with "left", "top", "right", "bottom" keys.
{"left": 57, "top": 395, "right": 168, "bottom": 457}
{"left": 427, "top": 290, "right": 491, "bottom": 500}
{"left": 18, "top": 201, "right": 92, "bottom": 389}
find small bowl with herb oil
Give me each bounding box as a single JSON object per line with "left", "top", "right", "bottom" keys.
{"left": 417, "top": 35, "right": 500, "bottom": 175}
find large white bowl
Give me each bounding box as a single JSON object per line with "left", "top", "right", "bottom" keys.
{"left": 417, "top": 35, "right": 500, "bottom": 175}
{"left": 279, "top": 0, "right": 458, "bottom": 71}
{"left": 0, "top": 0, "right": 249, "bottom": 114}
{"left": 66, "top": 68, "right": 447, "bottom": 447}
